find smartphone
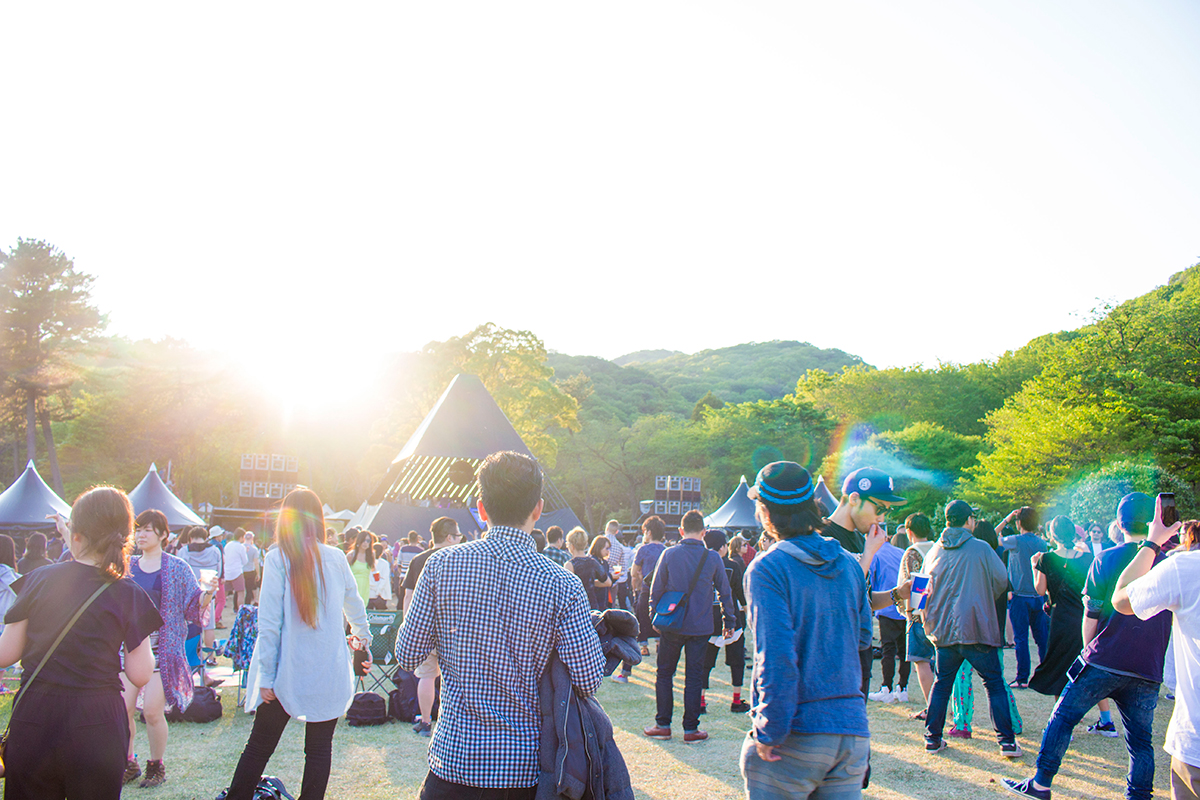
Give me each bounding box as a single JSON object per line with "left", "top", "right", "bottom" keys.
{"left": 1159, "top": 493, "right": 1178, "bottom": 527}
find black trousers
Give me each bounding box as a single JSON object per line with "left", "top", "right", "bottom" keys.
{"left": 702, "top": 635, "right": 745, "bottom": 689}
{"left": 4, "top": 686, "right": 128, "bottom": 800}
{"left": 878, "top": 616, "right": 910, "bottom": 690}
{"left": 418, "top": 771, "right": 536, "bottom": 800}
{"left": 225, "top": 698, "right": 338, "bottom": 800}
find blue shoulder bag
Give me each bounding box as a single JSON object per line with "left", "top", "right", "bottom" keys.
{"left": 652, "top": 552, "right": 709, "bottom": 634}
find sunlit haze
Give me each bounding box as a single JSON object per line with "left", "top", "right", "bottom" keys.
{"left": 3, "top": 1, "right": 1198, "bottom": 377}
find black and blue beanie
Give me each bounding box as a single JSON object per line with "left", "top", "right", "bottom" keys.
{"left": 747, "top": 461, "right": 815, "bottom": 511}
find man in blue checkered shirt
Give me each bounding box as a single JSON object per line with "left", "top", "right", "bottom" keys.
{"left": 396, "top": 451, "right": 605, "bottom": 799}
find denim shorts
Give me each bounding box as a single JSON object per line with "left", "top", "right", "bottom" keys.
{"left": 906, "top": 619, "right": 935, "bottom": 663}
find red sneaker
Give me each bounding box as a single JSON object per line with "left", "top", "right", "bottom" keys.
{"left": 683, "top": 730, "right": 708, "bottom": 743}
{"left": 643, "top": 725, "right": 671, "bottom": 740}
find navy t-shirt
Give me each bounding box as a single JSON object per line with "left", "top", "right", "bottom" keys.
{"left": 569, "top": 556, "right": 610, "bottom": 611}
{"left": 130, "top": 560, "right": 164, "bottom": 610}
{"left": 5, "top": 561, "right": 162, "bottom": 692}
{"left": 1081, "top": 542, "right": 1172, "bottom": 682}
{"left": 633, "top": 542, "right": 666, "bottom": 587}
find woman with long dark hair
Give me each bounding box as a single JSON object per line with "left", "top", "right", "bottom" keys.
{"left": 346, "top": 528, "right": 376, "bottom": 605}
{"left": 0, "top": 487, "right": 162, "bottom": 800}
{"left": 16, "top": 531, "right": 52, "bottom": 574}
{"left": 222, "top": 489, "right": 371, "bottom": 800}
{"left": 120, "top": 509, "right": 215, "bottom": 787}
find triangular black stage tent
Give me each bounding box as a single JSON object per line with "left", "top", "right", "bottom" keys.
{"left": 351, "top": 374, "right": 582, "bottom": 540}
{"left": 704, "top": 475, "right": 761, "bottom": 530}
{"left": 128, "top": 463, "right": 205, "bottom": 529}
{"left": 0, "top": 461, "right": 71, "bottom": 533}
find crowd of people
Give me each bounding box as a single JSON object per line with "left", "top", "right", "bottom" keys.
{"left": 0, "top": 450, "right": 1195, "bottom": 800}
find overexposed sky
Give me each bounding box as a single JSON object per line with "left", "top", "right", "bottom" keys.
{"left": 3, "top": 1, "right": 1198, "bottom": 398}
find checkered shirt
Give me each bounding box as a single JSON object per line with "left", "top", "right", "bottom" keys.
{"left": 542, "top": 545, "right": 571, "bottom": 567}
{"left": 395, "top": 525, "right": 605, "bottom": 789}
{"left": 607, "top": 536, "right": 633, "bottom": 583}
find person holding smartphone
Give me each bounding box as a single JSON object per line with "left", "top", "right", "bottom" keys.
{"left": 1113, "top": 494, "right": 1200, "bottom": 800}
{"left": 1004, "top": 492, "right": 1173, "bottom": 800}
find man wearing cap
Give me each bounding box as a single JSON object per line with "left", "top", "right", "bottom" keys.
{"left": 995, "top": 506, "right": 1050, "bottom": 689}
{"left": 1113, "top": 495, "right": 1198, "bottom": 800}
{"left": 644, "top": 510, "right": 736, "bottom": 743}
{"left": 922, "top": 499, "right": 1019, "bottom": 758}
{"left": 1004, "top": 492, "right": 1173, "bottom": 800}
{"left": 821, "top": 468, "right": 906, "bottom": 555}
{"left": 741, "top": 461, "right": 873, "bottom": 798}
{"left": 821, "top": 467, "right": 904, "bottom": 716}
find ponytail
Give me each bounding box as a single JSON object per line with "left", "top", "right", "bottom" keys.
{"left": 71, "top": 486, "right": 135, "bottom": 579}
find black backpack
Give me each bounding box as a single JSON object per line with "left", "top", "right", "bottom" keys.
{"left": 215, "top": 775, "right": 295, "bottom": 800}
{"left": 346, "top": 692, "right": 388, "bottom": 726}
{"left": 162, "top": 687, "right": 222, "bottom": 723}
{"left": 389, "top": 668, "right": 440, "bottom": 723}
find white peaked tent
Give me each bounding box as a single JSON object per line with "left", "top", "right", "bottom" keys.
{"left": 705, "top": 476, "right": 761, "bottom": 530}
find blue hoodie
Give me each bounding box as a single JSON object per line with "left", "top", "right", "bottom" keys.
{"left": 745, "top": 534, "right": 871, "bottom": 745}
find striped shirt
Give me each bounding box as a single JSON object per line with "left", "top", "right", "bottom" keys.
{"left": 395, "top": 525, "right": 604, "bottom": 789}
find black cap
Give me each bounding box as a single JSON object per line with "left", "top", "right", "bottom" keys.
{"left": 945, "top": 499, "right": 976, "bottom": 527}
{"left": 704, "top": 529, "right": 727, "bottom": 550}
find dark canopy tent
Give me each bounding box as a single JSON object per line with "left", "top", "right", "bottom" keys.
{"left": 704, "top": 476, "right": 761, "bottom": 530}
{"left": 350, "top": 374, "right": 582, "bottom": 540}
{"left": 0, "top": 461, "right": 71, "bottom": 534}
{"left": 128, "top": 463, "right": 206, "bottom": 530}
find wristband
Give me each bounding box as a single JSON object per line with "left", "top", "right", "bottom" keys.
{"left": 1138, "top": 539, "right": 1162, "bottom": 556}
{"left": 890, "top": 587, "right": 902, "bottom": 605}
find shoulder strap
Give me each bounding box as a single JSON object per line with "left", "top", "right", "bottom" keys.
{"left": 8, "top": 579, "right": 112, "bottom": 716}
{"left": 684, "top": 548, "right": 710, "bottom": 596}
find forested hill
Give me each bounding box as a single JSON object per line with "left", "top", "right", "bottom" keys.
{"left": 549, "top": 340, "right": 866, "bottom": 415}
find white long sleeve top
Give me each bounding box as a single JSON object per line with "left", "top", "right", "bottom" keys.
{"left": 243, "top": 543, "right": 370, "bottom": 721}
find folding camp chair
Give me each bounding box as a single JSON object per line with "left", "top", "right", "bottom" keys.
{"left": 357, "top": 610, "right": 402, "bottom": 696}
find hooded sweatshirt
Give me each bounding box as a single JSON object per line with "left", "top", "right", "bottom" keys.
{"left": 179, "top": 541, "right": 223, "bottom": 580}
{"left": 921, "top": 527, "right": 1008, "bottom": 648}
{"left": 744, "top": 534, "right": 871, "bottom": 746}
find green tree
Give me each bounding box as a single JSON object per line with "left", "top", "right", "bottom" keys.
{"left": 0, "top": 240, "right": 105, "bottom": 492}
{"left": 690, "top": 390, "right": 725, "bottom": 422}
{"left": 1067, "top": 460, "right": 1196, "bottom": 529}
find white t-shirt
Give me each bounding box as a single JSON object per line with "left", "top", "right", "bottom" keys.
{"left": 369, "top": 558, "right": 392, "bottom": 601}
{"left": 1127, "top": 550, "right": 1200, "bottom": 766}
{"left": 223, "top": 539, "right": 248, "bottom": 580}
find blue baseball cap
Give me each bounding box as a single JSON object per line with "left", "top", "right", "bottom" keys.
{"left": 1117, "top": 492, "right": 1154, "bottom": 536}
{"left": 841, "top": 467, "right": 906, "bottom": 505}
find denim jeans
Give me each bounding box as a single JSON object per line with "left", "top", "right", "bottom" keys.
{"left": 1033, "top": 662, "right": 1159, "bottom": 800}
{"left": 925, "top": 644, "right": 1015, "bottom": 745}
{"left": 656, "top": 632, "right": 709, "bottom": 731}
{"left": 1008, "top": 593, "right": 1049, "bottom": 682}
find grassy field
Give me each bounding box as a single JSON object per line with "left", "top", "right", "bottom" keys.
{"left": 0, "top": 642, "right": 1176, "bottom": 800}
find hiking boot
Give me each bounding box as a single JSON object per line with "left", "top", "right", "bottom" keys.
{"left": 925, "top": 738, "right": 947, "bottom": 753}
{"left": 139, "top": 759, "right": 166, "bottom": 788}
{"left": 1002, "top": 778, "right": 1051, "bottom": 799}
{"left": 123, "top": 757, "right": 141, "bottom": 785}
{"left": 948, "top": 726, "right": 972, "bottom": 739}
{"left": 683, "top": 730, "right": 708, "bottom": 743}
{"left": 414, "top": 720, "right": 432, "bottom": 738}
{"left": 730, "top": 700, "right": 750, "bottom": 713}
{"left": 867, "top": 687, "right": 896, "bottom": 703}
{"left": 1087, "top": 719, "right": 1118, "bottom": 737}
{"left": 643, "top": 725, "right": 671, "bottom": 740}
{"left": 1000, "top": 741, "right": 1023, "bottom": 758}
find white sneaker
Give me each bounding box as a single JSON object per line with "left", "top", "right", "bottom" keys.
{"left": 867, "top": 687, "right": 896, "bottom": 703}
{"left": 895, "top": 689, "right": 909, "bottom": 703}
